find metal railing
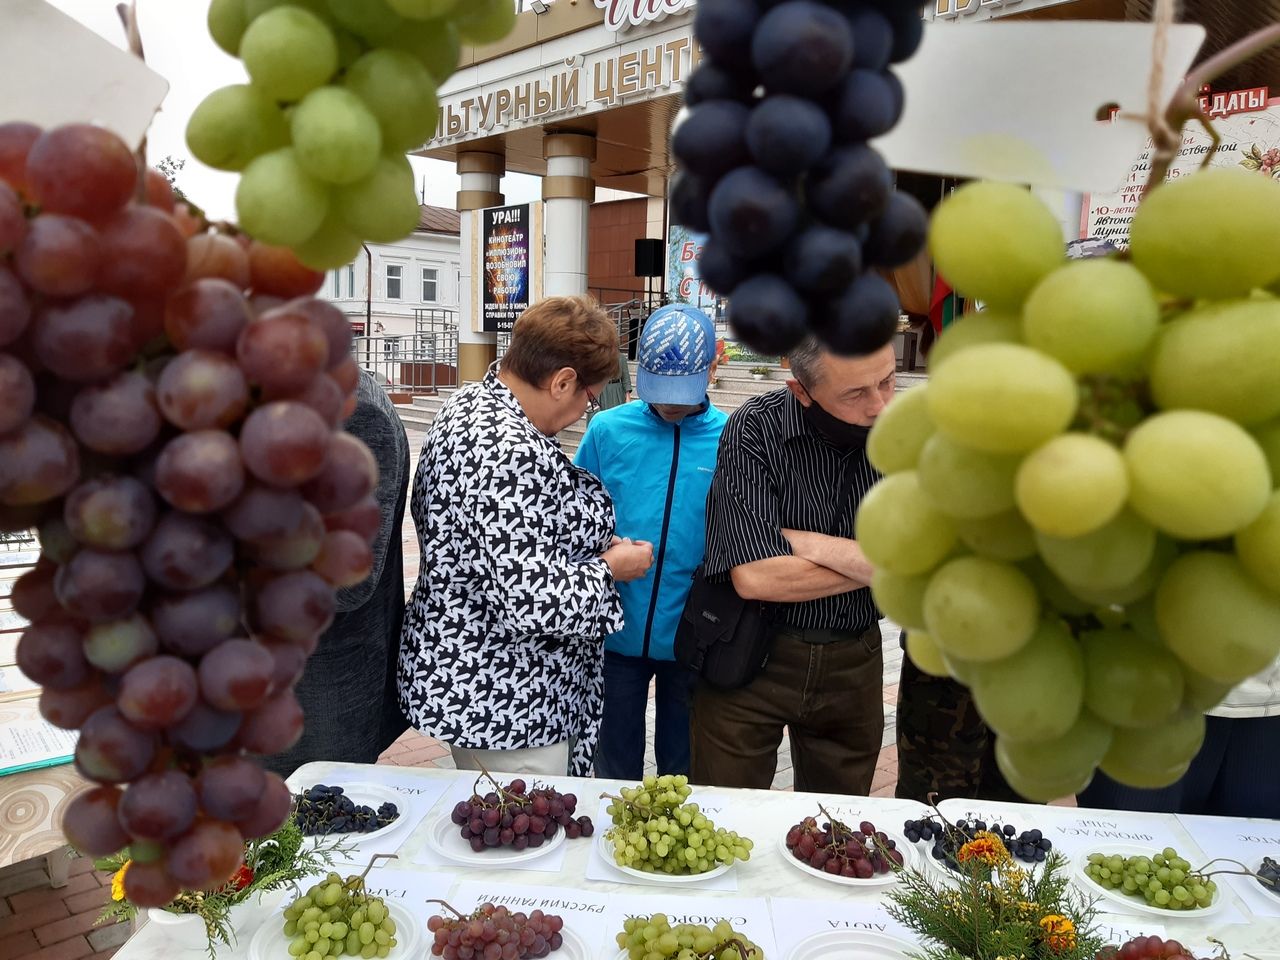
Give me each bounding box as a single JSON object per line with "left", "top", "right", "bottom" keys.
{"left": 351, "top": 330, "right": 458, "bottom": 394}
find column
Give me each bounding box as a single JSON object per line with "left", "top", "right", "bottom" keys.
{"left": 542, "top": 132, "right": 596, "bottom": 298}
{"left": 456, "top": 150, "right": 505, "bottom": 384}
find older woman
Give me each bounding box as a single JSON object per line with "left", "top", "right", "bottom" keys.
{"left": 398, "top": 296, "right": 653, "bottom": 776}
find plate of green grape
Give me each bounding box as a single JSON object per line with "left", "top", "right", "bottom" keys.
{"left": 250, "top": 872, "right": 421, "bottom": 960}
{"left": 1076, "top": 845, "right": 1224, "bottom": 918}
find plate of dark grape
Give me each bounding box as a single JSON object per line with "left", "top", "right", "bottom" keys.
{"left": 1076, "top": 845, "right": 1224, "bottom": 918}
{"left": 1099, "top": 933, "right": 1219, "bottom": 960}
{"left": 779, "top": 810, "right": 913, "bottom": 888}
{"left": 427, "top": 774, "right": 590, "bottom": 866}
{"left": 786, "top": 930, "right": 917, "bottom": 960}
{"left": 426, "top": 900, "right": 586, "bottom": 960}
{"left": 294, "top": 783, "right": 410, "bottom": 845}
{"left": 903, "top": 814, "right": 1057, "bottom": 883}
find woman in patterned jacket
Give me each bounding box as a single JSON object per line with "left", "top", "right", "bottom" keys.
{"left": 398, "top": 297, "right": 654, "bottom": 776}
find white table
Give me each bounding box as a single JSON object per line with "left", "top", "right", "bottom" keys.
{"left": 110, "top": 763, "right": 1280, "bottom": 960}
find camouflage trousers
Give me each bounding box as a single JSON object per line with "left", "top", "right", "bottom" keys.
{"left": 894, "top": 651, "right": 1023, "bottom": 804}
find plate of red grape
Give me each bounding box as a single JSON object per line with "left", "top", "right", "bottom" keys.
{"left": 427, "top": 776, "right": 590, "bottom": 866}
{"left": 779, "top": 811, "right": 912, "bottom": 887}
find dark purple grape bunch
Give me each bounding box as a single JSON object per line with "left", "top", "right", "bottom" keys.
{"left": 675, "top": 0, "right": 931, "bottom": 357}
{"left": 449, "top": 775, "right": 594, "bottom": 854}
{"left": 784, "top": 811, "right": 904, "bottom": 879}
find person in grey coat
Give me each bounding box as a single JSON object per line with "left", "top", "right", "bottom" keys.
{"left": 265, "top": 369, "right": 411, "bottom": 777}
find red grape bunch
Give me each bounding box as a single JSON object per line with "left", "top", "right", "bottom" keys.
{"left": 2, "top": 120, "right": 380, "bottom": 909}
{"left": 448, "top": 772, "right": 593, "bottom": 854}
{"left": 784, "top": 809, "right": 904, "bottom": 879}
{"left": 426, "top": 901, "right": 566, "bottom": 960}
{"left": 1098, "top": 935, "right": 1211, "bottom": 960}
{"left": 674, "top": 0, "right": 931, "bottom": 357}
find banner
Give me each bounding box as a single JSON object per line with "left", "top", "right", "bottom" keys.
{"left": 1081, "top": 89, "right": 1279, "bottom": 248}
{"left": 481, "top": 203, "right": 532, "bottom": 333}
{"left": 666, "top": 224, "right": 721, "bottom": 316}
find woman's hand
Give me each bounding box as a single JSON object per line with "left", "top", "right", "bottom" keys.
{"left": 602, "top": 537, "right": 654, "bottom": 582}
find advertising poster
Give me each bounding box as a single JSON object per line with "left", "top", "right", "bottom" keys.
{"left": 666, "top": 223, "right": 722, "bottom": 317}
{"left": 482, "top": 203, "right": 532, "bottom": 332}
{"left": 1081, "top": 87, "right": 1280, "bottom": 248}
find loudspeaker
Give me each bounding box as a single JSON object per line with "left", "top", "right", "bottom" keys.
{"left": 634, "top": 238, "right": 663, "bottom": 278}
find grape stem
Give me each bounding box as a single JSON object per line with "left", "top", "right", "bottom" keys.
{"left": 1195, "top": 856, "right": 1272, "bottom": 886}
{"left": 357, "top": 853, "right": 397, "bottom": 883}
{"left": 424, "top": 899, "right": 468, "bottom": 921}
{"left": 1144, "top": 23, "right": 1280, "bottom": 197}
{"left": 114, "top": 1, "right": 149, "bottom": 203}
{"left": 470, "top": 758, "right": 528, "bottom": 809}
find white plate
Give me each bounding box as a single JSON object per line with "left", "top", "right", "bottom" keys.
{"left": 776, "top": 829, "right": 916, "bottom": 887}
{"left": 547, "top": 928, "right": 591, "bottom": 960}
{"left": 1236, "top": 859, "right": 1280, "bottom": 913}
{"left": 911, "top": 826, "right": 1058, "bottom": 885}
{"left": 788, "top": 930, "right": 918, "bottom": 960}
{"left": 249, "top": 899, "right": 420, "bottom": 960}
{"left": 596, "top": 830, "right": 733, "bottom": 884}
{"left": 1074, "top": 846, "right": 1225, "bottom": 919}
{"left": 295, "top": 783, "right": 415, "bottom": 847}
{"left": 426, "top": 809, "right": 566, "bottom": 866}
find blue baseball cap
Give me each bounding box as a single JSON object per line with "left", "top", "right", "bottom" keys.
{"left": 636, "top": 305, "right": 717, "bottom": 406}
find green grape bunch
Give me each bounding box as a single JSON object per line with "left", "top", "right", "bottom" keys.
{"left": 616, "top": 914, "right": 764, "bottom": 960}
{"left": 192, "top": 0, "right": 519, "bottom": 269}
{"left": 861, "top": 168, "right": 1280, "bottom": 803}
{"left": 604, "top": 775, "right": 754, "bottom": 876}
{"left": 283, "top": 871, "right": 399, "bottom": 960}
{"left": 1085, "top": 847, "right": 1217, "bottom": 912}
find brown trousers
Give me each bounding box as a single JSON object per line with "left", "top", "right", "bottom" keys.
{"left": 690, "top": 623, "right": 884, "bottom": 794}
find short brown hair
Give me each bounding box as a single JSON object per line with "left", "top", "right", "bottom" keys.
{"left": 502, "top": 296, "right": 619, "bottom": 387}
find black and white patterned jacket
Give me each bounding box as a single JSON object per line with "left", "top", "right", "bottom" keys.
{"left": 397, "top": 368, "right": 624, "bottom": 774}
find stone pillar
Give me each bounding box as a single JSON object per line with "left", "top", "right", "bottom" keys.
{"left": 542, "top": 132, "right": 596, "bottom": 298}
{"left": 456, "top": 150, "right": 505, "bottom": 384}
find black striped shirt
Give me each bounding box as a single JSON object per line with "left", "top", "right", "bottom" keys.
{"left": 703, "top": 389, "right": 882, "bottom": 631}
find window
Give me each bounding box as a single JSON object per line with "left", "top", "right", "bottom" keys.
{"left": 347, "top": 265, "right": 355, "bottom": 298}
{"left": 386, "top": 264, "right": 402, "bottom": 300}
{"left": 383, "top": 337, "right": 401, "bottom": 358}
{"left": 421, "top": 268, "right": 438, "bottom": 303}
{"left": 332, "top": 270, "right": 341, "bottom": 297}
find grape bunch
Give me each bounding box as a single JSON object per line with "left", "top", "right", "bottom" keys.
{"left": 427, "top": 902, "right": 564, "bottom": 960}
{"left": 1084, "top": 848, "right": 1216, "bottom": 912}
{"left": 861, "top": 169, "right": 1280, "bottom": 802}
{"left": 1259, "top": 856, "right": 1279, "bottom": 896}
{"left": 2, "top": 121, "right": 380, "bottom": 907}
{"left": 902, "top": 816, "right": 1052, "bottom": 869}
{"left": 617, "top": 915, "right": 763, "bottom": 960}
{"left": 603, "top": 774, "right": 753, "bottom": 876}
{"left": 448, "top": 774, "right": 593, "bottom": 853}
{"left": 295, "top": 784, "right": 400, "bottom": 836}
{"left": 674, "top": 0, "right": 930, "bottom": 357}
{"left": 1098, "top": 935, "right": 1212, "bottom": 960}
{"left": 283, "top": 872, "right": 399, "bottom": 960}
{"left": 195, "top": 0, "right": 518, "bottom": 269}
{"left": 785, "top": 811, "right": 903, "bottom": 879}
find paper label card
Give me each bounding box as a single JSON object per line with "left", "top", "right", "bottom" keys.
{"left": 602, "top": 894, "right": 778, "bottom": 959}
{"left": 768, "top": 897, "right": 921, "bottom": 958}
{"left": 880, "top": 20, "right": 1205, "bottom": 192}
{"left": 0, "top": 0, "right": 169, "bottom": 148}
{"left": 449, "top": 882, "right": 612, "bottom": 958}
{"left": 1178, "top": 814, "right": 1280, "bottom": 919}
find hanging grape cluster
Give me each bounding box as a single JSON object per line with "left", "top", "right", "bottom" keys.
{"left": 673, "top": 0, "right": 930, "bottom": 357}
{"left": 860, "top": 170, "right": 1280, "bottom": 803}
{"left": 1, "top": 120, "right": 381, "bottom": 908}
{"left": 194, "top": 0, "right": 517, "bottom": 270}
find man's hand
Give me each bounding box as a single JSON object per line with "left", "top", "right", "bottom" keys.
{"left": 782, "top": 529, "right": 874, "bottom": 586}
{"left": 602, "top": 538, "right": 654, "bottom": 582}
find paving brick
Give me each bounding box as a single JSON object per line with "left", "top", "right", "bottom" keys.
{"left": 0, "top": 901, "right": 69, "bottom": 939}
{"left": 63, "top": 883, "right": 112, "bottom": 916}
{"left": 86, "top": 921, "right": 130, "bottom": 953}
{"left": 4, "top": 929, "right": 40, "bottom": 958}
{"left": 34, "top": 908, "right": 103, "bottom": 946}
{"left": 11, "top": 874, "right": 98, "bottom": 912}
{"left": 0, "top": 866, "right": 52, "bottom": 899}
{"left": 25, "top": 935, "right": 93, "bottom": 960}
{"left": 0, "top": 897, "right": 13, "bottom": 919}
{"left": 66, "top": 860, "right": 96, "bottom": 879}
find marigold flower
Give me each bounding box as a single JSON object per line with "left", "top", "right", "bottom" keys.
{"left": 957, "top": 832, "right": 1012, "bottom": 867}
{"left": 111, "top": 861, "right": 131, "bottom": 902}
{"left": 1039, "top": 913, "right": 1077, "bottom": 952}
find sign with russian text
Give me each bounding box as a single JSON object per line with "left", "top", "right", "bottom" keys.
{"left": 596, "top": 0, "right": 695, "bottom": 32}
{"left": 666, "top": 225, "right": 721, "bottom": 317}
{"left": 1082, "top": 89, "right": 1280, "bottom": 248}
{"left": 482, "top": 204, "right": 532, "bottom": 333}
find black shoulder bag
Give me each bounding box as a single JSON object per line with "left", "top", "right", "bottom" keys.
{"left": 675, "top": 460, "right": 855, "bottom": 690}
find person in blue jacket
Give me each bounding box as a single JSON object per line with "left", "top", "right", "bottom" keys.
{"left": 575, "top": 304, "right": 727, "bottom": 780}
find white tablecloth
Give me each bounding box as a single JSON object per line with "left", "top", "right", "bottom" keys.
{"left": 109, "top": 762, "right": 1280, "bottom": 960}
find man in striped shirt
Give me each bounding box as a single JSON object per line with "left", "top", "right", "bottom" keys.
{"left": 690, "top": 337, "right": 894, "bottom": 795}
